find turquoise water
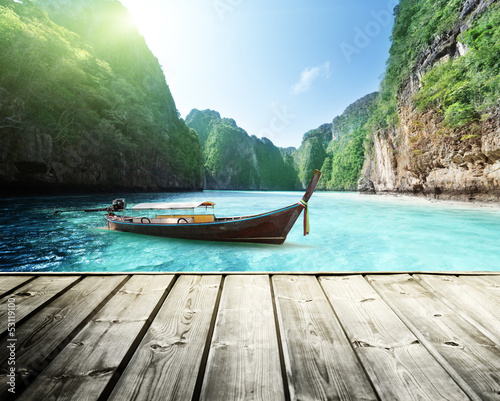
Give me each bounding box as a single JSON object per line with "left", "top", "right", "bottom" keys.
{"left": 1, "top": 191, "right": 499, "bottom": 272}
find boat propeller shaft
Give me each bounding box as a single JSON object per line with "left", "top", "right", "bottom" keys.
{"left": 54, "top": 199, "right": 126, "bottom": 214}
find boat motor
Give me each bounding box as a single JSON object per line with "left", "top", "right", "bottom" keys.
{"left": 110, "top": 198, "right": 126, "bottom": 212}
{"left": 105, "top": 199, "right": 126, "bottom": 216}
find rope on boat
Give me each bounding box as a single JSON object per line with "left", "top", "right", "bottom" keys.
{"left": 298, "top": 199, "right": 310, "bottom": 236}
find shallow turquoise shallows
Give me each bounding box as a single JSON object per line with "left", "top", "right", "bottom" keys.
{"left": 1, "top": 191, "right": 499, "bottom": 272}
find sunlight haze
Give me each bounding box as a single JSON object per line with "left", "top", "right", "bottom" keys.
{"left": 119, "top": 0, "right": 395, "bottom": 147}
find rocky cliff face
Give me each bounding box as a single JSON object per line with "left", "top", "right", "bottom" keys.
{"left": 293, "top": 92, "right": 377, "bottom": 191}
{"left": 186, "top": 109, "right": 297, "bottom": 190}
{"left": 361, "top": 0, "right": 500, "bottom": 201}
{"left": 0, "top": 0, "right": 203, "bottom": 194}
{"left": 293, "top": 124, "right": 331, "bottom": 188}
{"left": 185, "top": 94, "right": 378, "bottom": 191}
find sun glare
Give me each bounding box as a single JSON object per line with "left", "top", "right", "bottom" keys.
{"left": 120, "top": 1, "right": 195, "bottom": 66}
{"left": 121, "top": 2, "right": 177, "bottom": 41}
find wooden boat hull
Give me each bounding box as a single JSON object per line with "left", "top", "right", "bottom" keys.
{"left": 105, "top": 204, "right": 303, "bottom": 244}
{"left": 105, "top": 170, "right": 322, "bottom": 245}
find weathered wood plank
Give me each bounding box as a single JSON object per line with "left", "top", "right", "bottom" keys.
{"left": 273, "top": 275, "right": 377, "bottom": 401}
{"left": 416, "top": 274, "right": 500, "bottom": 344}
{"left": 0, "top": 276, "right": 34, "bottom": 298}
{"left": 319, "top": 275, "right": 469, "bottom": 401}
{"left": 458, "top": 275, "right": 500, "bottom": 305}
{"left": 15, "top": 275, "right": 175, "bottom": 401}
{"left": 0, "top": 276, "right": 80, "bottom": 336}
{"left": 200, "top": 275, "right": 284, "bottom": 401}
{"left": 0, "top": 275, "right": 127, "bottom": 398}
{"left": 369, "top": 274, "right": 500, "bottom": 401}
{"left": 109, "top": 275, "right": 222, "bottom": 401}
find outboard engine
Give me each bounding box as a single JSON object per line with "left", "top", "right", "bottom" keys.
{"left": 110, "top": 199, "right": 126, "bottom": 212}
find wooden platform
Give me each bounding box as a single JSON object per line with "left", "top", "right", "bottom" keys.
{"left": 1, "top": 272, "right": 500, "bottom": 400}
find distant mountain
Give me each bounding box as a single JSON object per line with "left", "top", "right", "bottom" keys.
{"left": 187, "top": 94, "right": 378, "bottom": 192}
{"left": 292, "top": 93, "right": 378, "bottom": 190}
{"left": 293, "top": 123, "right": 332, "bottom": 188}
{"left": 186, "top": 109, "right": 297, "bottom": 190}
{"left": 0, "top": 0, "right": 203, "bottom": 193}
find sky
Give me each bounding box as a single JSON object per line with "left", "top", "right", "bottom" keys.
{"left": 119, "top": 0, "right": 397, "bottom": 148}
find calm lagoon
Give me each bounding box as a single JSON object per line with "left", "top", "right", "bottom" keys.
{"left": 1, "top": 191, "right": 499, "bottom": 272}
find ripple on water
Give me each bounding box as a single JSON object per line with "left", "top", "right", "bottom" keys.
{"left": 0, "top": 191, "right": 499, "bottom": 272}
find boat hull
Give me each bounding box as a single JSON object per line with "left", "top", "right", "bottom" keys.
{"left": 105, "top": 204, "right": 303, "bottom": 244}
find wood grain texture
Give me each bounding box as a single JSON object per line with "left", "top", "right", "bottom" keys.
{"left": 416, "top": 274, "right": 500, "bottom": 344}
{"left": 273, "top": 275, "right": 377, "bottom": 401}
{"left": 0, "top": 276, "right": 35, "bottom": 297}
{"left": 3, "top": 273, "right": 500, "bottom": 401}
{"left": 0, "top": 276, "right": 79, "bottom": 336}
{"left": 0, "top": 275, "right": 127, "bottom": 398}
{"left": 200, "top": 275, "right": 284, "bottom": 401}
{"left": 16, "top": 275, "right": 174, "bottom": 401}
{"left": 458, "top": 275, "right": 500, "bottom": 305}
{"left": 109, "top": 275, "right": 222, "bottom": 401}
{"left": 319, "top": 275, "right": 469, "bottom": 401}
{"left": 369, "top": 274, "right": 500, "bottom": 401}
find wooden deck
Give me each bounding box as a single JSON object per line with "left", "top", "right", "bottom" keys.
{"left": 1, "top": 272, "right": 500, "bottom": 400}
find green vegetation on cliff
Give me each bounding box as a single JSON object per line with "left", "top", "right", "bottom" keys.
{"left": 370, "top": 0, "right": 463, "bottom": 129}
{"left": 0, "top": 0, "right": 202, "bottom": 190}
{"left": 370, "top": 0, "right": 500, "bottom": 131}
{"left": 187, "top": 93, "right": 377, "bottom": 191}
{"left": 415, "top": 3, "right": 500, "bottom": 127}
{"left": 294, "top": 124, "right": 331, "bottom": 187}
{"left": 310, "top": 93, "right": 377, "bottom": 190}
{"left": 360, "top": 0, "right": 500, "bottom": 198}
{"left": 328, "top": 95, "right": 377, "bottom": 190}
{"left": 186, "top": 109, "right": 297, "bottom": 190}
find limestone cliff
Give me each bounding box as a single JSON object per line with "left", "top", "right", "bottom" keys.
{"left": 0, "top": 0, "right": 203, "bottom": 194}
{"left": 293, "top": 124, "right": 331, "bottom": 188}
{"left": 361, "top": 0, "right": 500, "bottom": 201}
{"left": 186, "top": 109, "right": 297, "bottom": 190}
{"left": 185, "top": 94, "right": 378, "bottom": 191}
{"left": 291, "top": 93, "right": 377, "bottom": 191}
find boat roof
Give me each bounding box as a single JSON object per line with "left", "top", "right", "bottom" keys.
{"left": 132, "top": 201, "right": 215, "bottom": 210}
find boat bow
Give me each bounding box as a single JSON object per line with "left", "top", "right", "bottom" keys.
{"left": 105, "top": 170, "right": 322, "bottom": 244}
{"left": 298, "top": 169, "right": 322, "bottom": 235}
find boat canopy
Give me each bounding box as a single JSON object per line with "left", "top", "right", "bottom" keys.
{"left": 132, "top": 201, "right": 215, "bottom": 210}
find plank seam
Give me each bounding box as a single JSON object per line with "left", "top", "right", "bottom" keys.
{"left": 269, "top": 274, "right": 291, "bottom": 401}
{"left": 0, "top": 276, "right": 37, "bottom": 299}
{"left": 97, "top": 274, "right": 179, "bottom": 401}
{"left": 415, "top": 274, "right": 500, "bottom": 346}
{"left": 366, "top": 274, "right": 483, "bottom": 401}
{"left": 0, "top": 275, "right": 85, "bottom": 340}
{"left": 11, "top": 275, "right": 131, "bottom": 401}
{"left": 316, "top": 275, "right": 382, "bottom": 401}
{"left": 191, "top": 274, "right": 226, "bottom": 401}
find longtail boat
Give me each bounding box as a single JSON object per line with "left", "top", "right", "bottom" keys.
{"left": 105, "top": 170, "right": 321, "bottom": 244}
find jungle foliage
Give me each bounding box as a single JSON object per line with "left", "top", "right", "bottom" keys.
{"left": 369, "top": 0, "right": 500, "bottom": 131}
{"left": 369, "top": 0, "right": 463, "bottom": 129}
{"left": 415, "top": 3, "right": 500, "bottom": 127}
{"left": 320, "top": 93, "right": 378, "bottom": 190}
{"left": 0, "top": 0, "right": 202, "bottom": 187}
{"left": 186, "top": 109, "right": 297, "bottom": 190}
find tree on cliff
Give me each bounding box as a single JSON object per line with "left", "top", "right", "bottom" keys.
{"left": 0, "top": 0, "right": 203, "bottom": 191}
{"left": 186, "top": 109, "right": 297, "bottom": 190}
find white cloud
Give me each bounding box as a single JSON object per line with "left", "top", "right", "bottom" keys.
{"left": 290, "top": 62, "right": 330, "bottom": 95}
